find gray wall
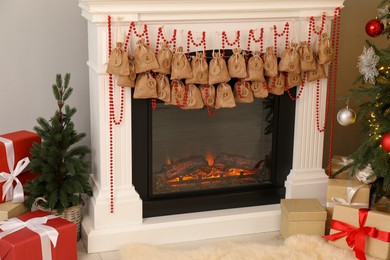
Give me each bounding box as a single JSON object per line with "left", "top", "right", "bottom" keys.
{"left": 0, "top": 0, "right": 385, "bottom": 166}
{"left": 0, "top": 0, "right": 90, "bottom": 147}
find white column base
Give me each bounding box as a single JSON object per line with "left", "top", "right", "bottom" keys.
{"left": 81, "top": 204, "right": 281, "bottom": 253}
{"left": 284, "top": 169, "right": 328, "bottom": 203}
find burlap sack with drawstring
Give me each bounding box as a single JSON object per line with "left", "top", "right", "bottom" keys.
{"left": 308, "top": 53, "right": 327, "bottom": 82}
{"left": 298, "top": 42, "right": 316, "bottom": 72}
{"left": 183, "top": 84, "right": 204, "bottom": 110}
{"left": 228, "top": 48, "right": 248, "bottom": 78}
{"left": 279, "top": 43, "right": 300, "bottom": 74}
{"left": 285, "top": 72, "right": 303, "bottom": 90}
{"left": 245, "top": 51, "right": 265, "bottom": 82}
{"left": 234, "top": 80, "right": 254, "bottom": 103}
{"left": 171, "top": 47, "right": 193, "bottom": 80}
{"left": 135, "top": 38, "right": 160, "bottom": 74}
{"left": 107, "top": 42, "right": 130, "bottom": 76}
{"left": 186, "top": 52, "right": 209, "bottom": 85}
{"left": 154, "top": 43, "right": 173, "bottom": 75}
{"left": 118, "top": 55, "right": 136, "bottom": 87}
{"left": 215, "top": 83, "right": 236, "bottom": 109}
{"left": 318, "top": 33, "right": 334, "bottom": 65}
{"left": 168, "top": 79, "right": 187, "bottom": 107}
{"left": 133, "top": 72, "right": 158, "bottom": 99}
{"left": 251, "top": 81, "right": 269, "bottom": 99}
{"left": 209, "top": 51, "right": 231, "bottom": 85}
{"left": 263, "top": 47, "right": 278, "bottom": 78}
{"left": 268, "top": 72, "right": 285, "bottom": 96}
{"left": 156, "top": 74, "right": 171, "bottom": 103}
{"left": 199, "top": 84, "right": 216, "bottom": 108}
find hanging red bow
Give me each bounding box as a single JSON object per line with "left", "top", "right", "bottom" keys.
{"left": 323, "top": 208, "right": 390, "bottom": 260}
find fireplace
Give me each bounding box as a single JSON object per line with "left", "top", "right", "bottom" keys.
{"left": 133, "top": 89, "right": 296, "bottom": 217}
{"left": 79, "top": 0, "right": 344, "bottom": 253}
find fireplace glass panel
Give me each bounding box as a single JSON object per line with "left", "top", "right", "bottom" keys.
{"left": 152, "top": 98, "right": 274, "bottom": 196}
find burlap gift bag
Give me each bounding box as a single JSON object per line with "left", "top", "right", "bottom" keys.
{"left": 318, "top": 33, "right": 334, "bottom": 65}
{"left": 168, "top": 79, "right": 187, "bottom": 107}
{"left": 156, "top": 74, "right": 171, "bottom": 103}
{"left": 298, "top": 42, "right": 316, "bottom": 72}
{"left": 251, "top": 81, "right": 269, "bottom": 98}
{"left": 171, "top": 47, "right": 193, "bottom": 80}
{"left": 234, "top": 80, "right": 254, "bottom": 103}
{"left": 263, "top": 47, "right": 278, "bottom": 78}
{"left": 279, "top": 43, "right": 300, "bottom": 74}
{"left": 154, "top": 43, "right": 173, "bottom": 75}
{"left": 186, "top": 52, "right": 209, "bottom": 85}
{"left": 215, "top": 83, "right": 236, "bottom": 109}
{"left": 135, "top": 38, "right": 159, "bottom": 74}
{"left": 209, "top": 51, "right": 231, "bottom": 85}
{"left": 183, "top": 84, "right": 204, "bottom": 110}
{"left": 285, "top": 72, "right": 303, "bottom": 90}
{"left": 199, "top": 84, "right": 216, "bottom": 108}
{"left": 245, "top": 51, "right": 265, "bottom": 82}
{"left": 228, "top": 48, "right": 248, "bottom": 78}
{"left": 133, "top": 72, "right": 158, "bottom": 99}
{"left": 308, "top": 53, "right": 327, "bottom": 82}
{"left": 268, "top": 72, "right": 285, "bottom": 95}
{"left": 107, "top": 42, "right": 130, "bottom": 76}
{"left": 118, "top": 55, "right": 136, "bottom": 87}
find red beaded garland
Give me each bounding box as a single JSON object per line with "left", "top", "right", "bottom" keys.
{"left": 204, "top": 84, "right": 216, "bottom": 117}
{"left": 155, "top": 27, "right": 177, "bottom": 54}
{"left": 221, "top": 31, "right": 241, "bottom": 58}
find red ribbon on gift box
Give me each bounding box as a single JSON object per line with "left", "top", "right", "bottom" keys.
{"left": 323, "top": 208, "right": 390, "bottom": 260}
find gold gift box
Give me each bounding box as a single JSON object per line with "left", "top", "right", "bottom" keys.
{"left": 326, "top": 178, "right": 370, "bottom": 217}
{"left": 280, "top": 199, "right": 327, "bottom": 239}
{"left": 329, "top": 155, "right": 354, "bottom": 179}
{"left": 329, "top": 205, "right": 390, "bottom": 260}
{"left": 0, "top": 201, "right": 28, "bottom": 221}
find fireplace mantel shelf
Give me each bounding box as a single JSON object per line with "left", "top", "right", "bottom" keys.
{"left": 79, "top": 0, "right": 344, "bottom": 23}
{"left": 79, "top": 0, "right": 345, "bottom": 253}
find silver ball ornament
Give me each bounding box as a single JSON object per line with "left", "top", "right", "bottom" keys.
{"left": 337, "top": 107, "right": 356, "bottom": 126}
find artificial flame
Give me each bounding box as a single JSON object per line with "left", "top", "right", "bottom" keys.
{"left": 166, "top": 156, "right": 172, "bottom": 165}
{"left": 205, "top": 153, "right": 215, "bottom": 166}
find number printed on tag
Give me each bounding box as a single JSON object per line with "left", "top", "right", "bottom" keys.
{"left": 240, "top": 87, "right": 248, "bottom": 97}
{"left": 264, "top": 61, "right": 274, "bottom": 71}
{"left": 251, "top": 82, "right": 261, "bottom": 92}
{"left": 222, "top": 92, "right": 230, "bottom": 100}
{"left": 325, "top": 47, "right": 333, "bottom": 56}
{"left": 162, "top": 59, "right": 170, "bottom": 69}
{"left": 288, "top": 62, "right": 296, "bottom": 71}
{"left": 173, "top": 58, "right": 185, "bottom": 70}
{"left": 148, "top": 78, "right": 157, "bottom": 89}
{"left": 187, "top": 97, "right": 196, "bottom": 107}
{"left": 143, "top": 54, "right": 153, "bottom": 64}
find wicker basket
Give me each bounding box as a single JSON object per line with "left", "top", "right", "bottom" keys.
{"left": 35, "top": 197, "right": 84, "bottom": 240}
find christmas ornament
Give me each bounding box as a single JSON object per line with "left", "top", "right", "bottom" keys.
{"left": 365, "top": 19, "right": 384, "bottom": 37}
{"left": 355, "top": 164, "right": 377, "bottom": 184}
{"left": 358, "top": 46, "right": 380, "bottom": 84}
{"left": 381, "top": 132, "right": 390, "bottom": 152}
{"left": 337, "top": 105, "right": 356, "bottom": 126}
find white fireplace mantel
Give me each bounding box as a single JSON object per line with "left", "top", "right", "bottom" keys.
{"left": 79, "top": 0, "right": 344, "bottom": 253}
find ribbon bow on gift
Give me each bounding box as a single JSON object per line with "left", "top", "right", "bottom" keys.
{"left": 0, "top": 215, "right": 59, "bottom": 260}
{"left": 0, "top": 137, "right": 30, "bottom": 203}
{"left": 324, "top": 208, "right": 390, "bottom": 260}
{"left": 326, "top": 179, "right": 369, "bottom": 209}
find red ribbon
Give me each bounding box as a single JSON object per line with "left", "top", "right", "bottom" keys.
{"left": 323, "top": 208, "right": 390, "bottom": 260}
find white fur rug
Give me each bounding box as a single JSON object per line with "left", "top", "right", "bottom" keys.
{"left": 120, "top": 234, "right": 368, "bottom": 260}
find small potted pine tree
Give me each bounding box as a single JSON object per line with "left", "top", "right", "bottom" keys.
{"left": 24, "top": 73, "right": 92, "bottom": 239}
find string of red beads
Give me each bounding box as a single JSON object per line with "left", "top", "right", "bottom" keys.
{"left": 269, "top": 23, "right": 289, "bottom": 89}
{"left": 155, "top": 27, "right": 177, "bottom": 55}
{"left": 325, "top": 7, "right": 341, "bottom": 176}
{"left": 246, "top": 28, "right": 264, "bottom": 60}
{"left": 187, "top": 31, "right": 207, "bottom": 54}
{"left": 204, "top": 84, "right": 217, "bottom": 117}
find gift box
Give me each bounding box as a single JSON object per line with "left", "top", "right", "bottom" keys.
{"left": 0, "top": 210, "right": 77, "bottom": 260}
{"left": 325, "top": 205, "right": 390, "bottom": 260}
{"left": 0, "top": 200, "right": 28, "bottom": 221}
{"left": 0, "top": 130, "right": 40, "bottom": 203}
{"left": 329, "top": 155, "right": 354, "bottom": 179}
{"left": 280, "top": 199, "right": 327, "bottom": 238}
{"left": 326, "top": 178, "right": 370, "bottom": 217}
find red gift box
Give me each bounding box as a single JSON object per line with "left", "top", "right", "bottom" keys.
{"left": 0, "top": 210, "right": 77, "bottom": 260}
{"left": 0, "top": 130, "right": 41, "bottom": 202}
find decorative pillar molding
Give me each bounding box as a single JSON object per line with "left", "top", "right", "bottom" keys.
{"left": 79, "top": 0, "right": 344, "bottom": 253}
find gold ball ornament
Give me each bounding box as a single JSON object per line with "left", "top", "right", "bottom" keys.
{"left": 337, "top": 107, "right": 356, "bottom": 126}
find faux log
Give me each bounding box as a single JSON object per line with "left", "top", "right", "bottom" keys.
{"left": 214, "top": 153, "right": 258, "bottom": 171}
{"left": 164, "top": 156, "right": 208, "bottom": 179}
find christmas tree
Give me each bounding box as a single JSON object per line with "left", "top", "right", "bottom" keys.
{"left": 339, "top": 0, "right": 390, "bottom": 204}
{"left": 24, "top": 73, "right": 92, "bottom": 213}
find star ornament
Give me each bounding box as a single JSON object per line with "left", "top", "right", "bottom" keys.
{"left": 358, "top": 46, "right": 380, "bottom": 84}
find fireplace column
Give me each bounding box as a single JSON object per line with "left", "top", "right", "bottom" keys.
{"left": 285, "top": 79, "right": 329, "bottom": 203}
